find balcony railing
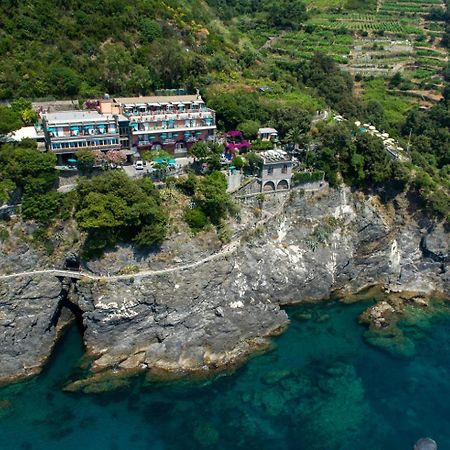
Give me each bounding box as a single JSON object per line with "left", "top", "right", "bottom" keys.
{"left": 137, "top": 136, "right": 202, "bottom": 148}
{"left": 127, "top": 110, "right": 214, "bottom": 123}
{"left": 131, "top": 125, "right": 216, "bottom": 135}
{"left": 49, "top": 131, "right": 119, "bottom": 140}
{"left": 124, "top": 107, "right": 210, "bottom": 117}
{"left": 51, "top": 143, "right": 121, "bottom": 154}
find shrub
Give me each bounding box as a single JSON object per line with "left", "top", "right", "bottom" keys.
{"left": 0, "top": 226, "right": 9, "bottom": 242}
{"left": 231, "top": 156, "right": 246, "bottom": 170}
{"left": 22, "top": 192, "right": 62, "bottom": 224}
{"left": 237, "top": 120, "right": 260, "bottom": 139}
{"left": 293, "top": 171, "right": 324, "bottom": 185}
{"left": 184, "top": 207, "right": 209, "bottom": 232}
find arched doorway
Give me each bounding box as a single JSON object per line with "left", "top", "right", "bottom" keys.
{"left": 277, "top": 179, "right": 289, "bottom": 190}
{"left": 174, "top": 141, "right": 187, "bottom": 155}
{"left": 263, "top": 181, "right": 276, "bottom": 192}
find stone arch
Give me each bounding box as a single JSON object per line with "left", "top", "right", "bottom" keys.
{"left": 277, "top": 179, "right": 289, "bottom": 190}
{"left": 263, "top": 181, "right": 276, "bottom": 192}
{"left": 175, "top": 140, "right": 187, "bottom": 152}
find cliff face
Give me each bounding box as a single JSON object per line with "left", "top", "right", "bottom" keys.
{"left": 0, "top": 276, "right": 73, "bottom": 383}
{"left": 0, "top": 187, "right": 448, "bottom": 383}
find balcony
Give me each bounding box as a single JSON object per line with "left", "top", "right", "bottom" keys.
{"left": 49, "top": 131, "right": 119, "bottom": 141}
{"left": 51, "top": 143, "right": 122, "bottom": 154}
{"left": 131, "top": 124, "right": 216, "bottom": 136}
{"left": 127, "top": 110, "right": 214, "bottom": 123}
{"left": 124, "top": 107, "right": 210, "bottom": 118}
{"left": 137, "top": 138, "right": 181, "bottom": 148}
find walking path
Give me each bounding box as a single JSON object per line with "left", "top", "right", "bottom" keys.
{"left": 0, "top": 196, "right": 288, "bottom": 283}
{"left": 0, "top": 240, "right": 240, "bottom": 283}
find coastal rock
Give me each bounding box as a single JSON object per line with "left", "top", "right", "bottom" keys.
{"left": 367, "top": 301, "right": 396, "bottom": 328}
{"left": 0, "top": 275, "right": 72, "bottom": 383}
{"left": 0, "top": 187, "right": 448, "bottom": 380}
{"left": 421, "top": 223, "right": 449, "bottom": 263}
{"left": 75, "top": 263, "right": 289, "bottom": 374}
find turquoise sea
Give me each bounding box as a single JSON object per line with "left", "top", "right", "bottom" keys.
{"left": 1, "top": 300, "right": 449, "bottom": 450}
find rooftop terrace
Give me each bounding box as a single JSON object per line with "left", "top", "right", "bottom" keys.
{"left": 112, "top": 95, "right": 202, "bottom": 106}
{"left": 43, "top": 110, "right": 126, "bottom": 125}
{"left": 260, "top": 149, "right": 291, "bottom": 164}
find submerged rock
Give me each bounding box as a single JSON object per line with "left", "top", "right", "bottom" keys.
{"left": 360, "top": 293, "right": 449, "bottom": 358}
{"left": 414, "top": 437, "right": 438, "bottom": 450}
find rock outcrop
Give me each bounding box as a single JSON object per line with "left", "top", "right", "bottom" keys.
{"left": 0, "top": 275, "right": 73, "bottom": 383}
{"left": 0, "top": 187, "right": 448, "bottom": 383}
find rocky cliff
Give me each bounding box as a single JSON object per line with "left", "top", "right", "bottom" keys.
{"left": 0, "top": 187, "right": 448, "bottom": 384}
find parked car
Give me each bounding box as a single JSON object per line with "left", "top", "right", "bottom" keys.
{"left": 135, "top": 160, "right": 144, "bottom": 170}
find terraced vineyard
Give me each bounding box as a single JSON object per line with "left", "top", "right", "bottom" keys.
{"left": 262, "top": 0, "right": 447, "bottom": 104}
{"left": 307, "top": 13, "right": 423, "bottom": 33}
{"left": 264, "top": 30, "right": 353, "bottom": 64}
{"left": 379, "top": 0, "right": 445, "bottom": 15}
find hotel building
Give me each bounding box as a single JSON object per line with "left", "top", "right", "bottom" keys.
{"left": 41, "top": 110, "right": 130, "bottom": 164}
{"left": 99, "top": 93, "right": 216, "bottom": 157}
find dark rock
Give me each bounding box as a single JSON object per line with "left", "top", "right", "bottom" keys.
{"left": 414, "top": 437, "right": 437, "bottom": 450}
{"left": 421, "top": 224, "right": 449, "bottom": 263}
{"left": 0, "top": 275, "right": 73, "bottom": 383}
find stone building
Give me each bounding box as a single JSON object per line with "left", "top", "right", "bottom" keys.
{"left": 257, "top": 127, "right": 278, "bottom": 142}
{"left": 259, "top": 149, "right": 293, "bottom": 192}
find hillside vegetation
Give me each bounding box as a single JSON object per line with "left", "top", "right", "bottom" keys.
{"left": 0, "top": 0, "right": 448, "bottom": 228}
{"left": 0, "top": 0, "right": 244, "bottom": 98}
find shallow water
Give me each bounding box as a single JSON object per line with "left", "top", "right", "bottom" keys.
{"left": 1, "top": 300, "right": 449, "bottom": 450}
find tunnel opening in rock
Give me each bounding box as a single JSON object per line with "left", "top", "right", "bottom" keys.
{"left": 47, "top": 278, "right": 85, "bottom": 333}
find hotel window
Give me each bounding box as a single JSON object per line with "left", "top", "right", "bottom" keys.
{"left": 282, "top": 164, "right": 288, "bottom": 174}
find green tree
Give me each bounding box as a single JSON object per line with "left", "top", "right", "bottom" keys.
{"left": 268, "top": 0, "right": 307, "bottom": 30}
{"left": 194, "top": 171, "right": 234, "bottom": 224}
{"left": 246, "top": 152, "right": 262, "bottom": 174}
{"left": 22, "top": 191, "right": 62, "bottom": 224}
{"left": 285, "top": 127, "right": 310, "bottom": 147}
{"left": 189, "top": 141, "right": 210, "bottom": 160}
{"left": 140, "top": 19, "right": 162, "bottom": 43}
{"left": 75, "top": 171, "right": 167, "bottom": 255}
{"left": 355, "top": 134, "right": 392, "bottom": 183}
{"left": 0, "top": 106, "right": 22, "bottom": 135}
{"left": 50, "top": 67, "right": 81, "bottom": 97}
{"left": 271, "top": 106, "right": 312, "bottom": 139}
{"left": 0, "top": 179, "right": 16, "bottom": 204}
{"left": 76, "top": 149, "right": 96, "bottom": 175}
{"left": 11, "top": 98, "right": 37, "bottom": 125}
{"left": 0, "top": 144, "right": 57, "bottom": 193}
{"left": 238, "top": 120, "right": 260, "bottom": 139}
{"left": 231, "top": 156, "right": 246, "bottom": 170}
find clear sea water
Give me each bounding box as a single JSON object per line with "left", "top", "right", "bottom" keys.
{"left": 1, "top": 300, "right": 449, "bottom": 450}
